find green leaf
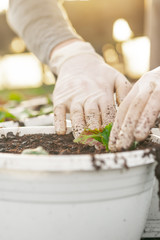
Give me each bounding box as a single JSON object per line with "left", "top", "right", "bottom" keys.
{"left": 74, "top": 123, "right": 113, "bottom": 152}
{"left": 74, "top": 123, "right": 139, "bottom": 152}
{"left": 101, "top": 123, "right": 113, "bottom": 151}
{"left": 91, "top": 135, "right": 103, "bottom": 143}
{"left": 129, "top": 141, "right": 139, "bottom": 150}
{"left": 0, "top": 107, "right": 17, "bottom": 122}
{"left": 9, "top": 92, "right": 23, "bottom": 102}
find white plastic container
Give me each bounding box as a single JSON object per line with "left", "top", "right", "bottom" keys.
{"left": 142, "top": 128, "right": 160, "bottom": 238}
{"left": 0, "top": 113, "right": 71, "bottom": 127}
{"left": 0, "top": 126, "right": 156, "bottom": 240}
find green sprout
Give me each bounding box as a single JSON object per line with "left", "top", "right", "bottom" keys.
{"left": 74, "top": 122, "right": 139, "bottom": 152}
{"left": 130, "top": 141, "right": 139, "bottom": 150}
{"left": 74, "top": 123, "right": 113, "bottom": 152}
{"left": 0, "top": 107, "right": 17, "bottom": 122}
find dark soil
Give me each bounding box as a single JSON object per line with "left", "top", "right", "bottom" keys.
{"left": 0, "top": 132, "right": 160, "bottom": 203}
{"left": 0, "top": 132, "right": 106, "bottom": 155}
{"left": 0, "top": 132, "right": 158, "bottom": 155}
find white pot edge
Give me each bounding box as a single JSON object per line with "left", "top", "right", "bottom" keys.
{"left": 0, "top": 114, "right": 71, "bottom": 127}
{"left": 0, "top": 126, "right": 156, "bottom": 172}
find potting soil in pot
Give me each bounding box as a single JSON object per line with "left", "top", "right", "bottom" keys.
{"left": 0, "top": 132, "right": 106, "bottom": 155}
{"left": 0, "top": 132, "right": 160, "bottom": 203}
{"left": 0, "top": 132, "right": 159, "bottom": 155}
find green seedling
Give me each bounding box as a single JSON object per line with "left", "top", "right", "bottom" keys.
{"left": 74, "top": 122, "right": 138, "bottom": 152}
{"left": 0, "top": 107, "right": 17, "bottom": 122}
{"left": 130, "top": 141, "right": 139, "bottom": 150}
{"left": 74, "top": 123, "right": 113, "bottom": 152}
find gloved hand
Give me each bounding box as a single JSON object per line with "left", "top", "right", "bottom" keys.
{"left": 109, "top": 67, "right": 160, "bottom": 151}
{"left": 49, "top": 40, "right": 131, "bottom": 138}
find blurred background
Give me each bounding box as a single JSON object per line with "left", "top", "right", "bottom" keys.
{"left": 0, "top": 0, "right": 159, "bottom": 94}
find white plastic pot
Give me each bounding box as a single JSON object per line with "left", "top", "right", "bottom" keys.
{"left": 0, "top": 126, "right": 156, "bottom": 240}
{"left": 142, "top": 128, "right": 160, "bottom": 238}
{"left": 0, "top": 114, "right": 71, "bottom": 128}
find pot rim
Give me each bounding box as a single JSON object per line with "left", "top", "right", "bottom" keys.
{"left": 0, "top": 126, "right": 155, "bottom": 172}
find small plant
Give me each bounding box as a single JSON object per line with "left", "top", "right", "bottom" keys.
{"left": 130, "top": 141, "right": 139, "bottom": 150}
{"left": 0, "top": 107, "right": 17, "bottom": 122}
{"left": 74, "top": 123, "right": 139, "bottom": 152}
{"left": 74, "top": 123, "right": 113, "bottom": 152}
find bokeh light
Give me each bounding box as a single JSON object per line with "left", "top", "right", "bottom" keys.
{"left": 0, "top": 0, "right": 9, "bottom": 13}
{"left": 122, "top": 36, "right": 150, "bottom": 79}
{"left": 103, "top": 44, "right": 119, "bottom": 64}
{"left": 0, "top": 53, "right": 43, "bottom": 89}
{"left": 113, "top": 18, "right": 133, "bottom": 42}
{"left": 10, "top": 37, "right": 26, "bottom": 53}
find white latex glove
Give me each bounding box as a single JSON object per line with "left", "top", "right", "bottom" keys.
{"left": 49, "top": 41, "right": 131, "bottom": 138}
{"left": 109, "top": 67, "right": 160, "bottom": 151}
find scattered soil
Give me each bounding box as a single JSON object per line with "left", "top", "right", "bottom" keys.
{"left": 0, "top": 132, "right": 159, "bottom": 203}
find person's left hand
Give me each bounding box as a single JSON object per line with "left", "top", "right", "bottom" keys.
{"left": 109, "top": 67, "right": 160, "bottom": 151}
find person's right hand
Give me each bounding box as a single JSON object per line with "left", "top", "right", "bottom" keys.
{"left": 49, "top": 40, "right": 131, "bottom": 138}
{"left": 109, "top": 67, "right": 160, "bottom": 151}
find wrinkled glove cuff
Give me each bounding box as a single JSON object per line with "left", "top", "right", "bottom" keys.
{"left": 49, "top": 41, "right": 102, "bottom": 75}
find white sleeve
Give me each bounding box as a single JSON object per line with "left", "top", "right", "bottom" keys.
{"left": 7, "top": 0, "right": 82, "bottom": 64}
